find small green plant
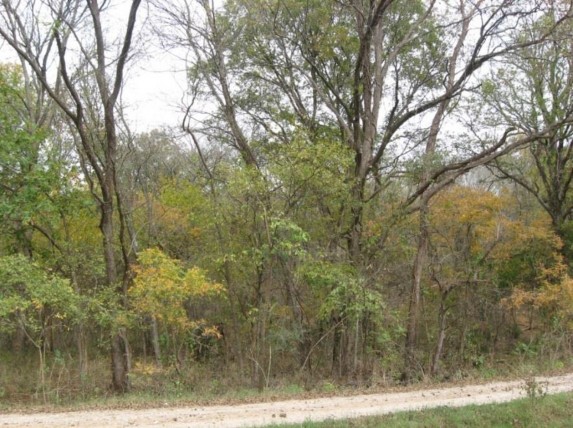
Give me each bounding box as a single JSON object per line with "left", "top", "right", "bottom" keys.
{"left": 320, "top": 381, "right": 337, "bottom": 393}
{"left": 514, "top": 342, "right": 537, "bottom": 358}
{"left": 283, "top": 384, "right": 304, "bottom": 394}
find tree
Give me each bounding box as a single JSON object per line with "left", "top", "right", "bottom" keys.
{"left": 156, "top": 0, "right": 573, "bottom": 381}
{"left": 484, "top": 4, "right": 573, "bottom": 262}
{"left": 0, "top": 0, "right": 144, "bottom": 392}
{"left": 0, "top": 60, "right": 114, "bottom": 381}
{"left": 500, "top": 223, "right": 573, "bottom": 358}
{"left": 0, "top": 254, "right": 79, "bottom": 401}
{"left": 130, "top": 248, "right": 225, "bottom": 369}
{"left": 0, "top": 63, "right": 54, "bottom": 258}
{"left": 426, "top": 186, "right": 514, "bottom": 375}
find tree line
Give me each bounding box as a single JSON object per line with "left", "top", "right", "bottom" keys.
{"left": 1, "top": 0, "right": 573, "bottom": 400}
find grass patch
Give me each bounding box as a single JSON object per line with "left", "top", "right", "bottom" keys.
{"left": 266, "top": 391, "right": 573, "bottom": 427}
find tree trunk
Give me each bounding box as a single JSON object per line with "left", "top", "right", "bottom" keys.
{"left": 331, "top": 316, "right": 342, "bottom": 377}
{"left": 348, "top": 179, "right": 366, "bottom": 263}
{"left": 431, "top": 290, "right": 449, "bottom": 376}
{"left": 150, "top": 316, "right": 162, "bottom": 368}
{"left": 100, "top": 195, "right": 131, "bottom": 392}
{"left": 403, "top": 2, "right": 471, "bottom": 381}
{"left": 111, "top": 331, "right": 129, "bottom": 393}
{"left": 404, "top": 202, "right": 429, "bottom": 381}
{"left": 12, "top": 310, "right": 26, "bottom": 353}
{"left": 75, "top": 324, "right": 88, "bottom": 383}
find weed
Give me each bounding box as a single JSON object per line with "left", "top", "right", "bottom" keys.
{"left": 320, "top": 381, "right": 337, "bottom": 393}
{"left": 522, "top": 375, "right": 548, "bottom": 407}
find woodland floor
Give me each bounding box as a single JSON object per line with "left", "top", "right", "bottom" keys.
{"left": 2, "top": 373, "right": 573, "bottom": 427}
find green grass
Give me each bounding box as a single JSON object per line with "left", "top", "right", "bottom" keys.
{"left": 266, "top": 392, "right": 573, "bottom": 427}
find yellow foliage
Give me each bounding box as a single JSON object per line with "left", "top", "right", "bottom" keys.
{"left": 431, "top": 186, "right": 505, "bottom": 255}
{"left": 501, "top": 288, "right": 536, "bottom": 310}
{"left": 130, "top": 248, "right": 225, "bottom": 330}
{"left": 427, "top": 185, "right": 566, "bottom": 317}
{"left": 535, "top": 258, "right": 573, "bottom": 322}
{"left": 431, "top": 185, "right": 559, "bottom": 263}
{"left": 140, "top": 179, "right": 210, "bottom": 246}
{"left": 184, "top": 267, "right": 226, "bottom": 297}
{"left": 200, "top": 325, "right": 224, "bottom": 340}
{"left": 503, "top": 255, "right": 573, "bottom": 330}
{"left": 132, "top": 361, "right": 161, "bottom": 375}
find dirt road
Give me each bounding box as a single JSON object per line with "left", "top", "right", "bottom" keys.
{"left": 3, "top": 373, "right": 573, "bottom": 427}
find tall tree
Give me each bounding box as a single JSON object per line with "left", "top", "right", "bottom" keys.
{"left": 0, "top": 0, "right": 144, "bottom": 392}
{"left": 484, "top": 3, "right": 573, "bottom": 262}
{"left": 156, "top": 0, "right": 573, "bottom": 379}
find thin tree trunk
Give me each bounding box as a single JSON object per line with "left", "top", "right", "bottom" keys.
{"left": 150, "top": 316, "right": 162, "bottom": 368}
{"left": 332, "top": 316, "right": 343, "bottom": 377}
{"left": 403, "top": 1, "right": 470, "bottom": 382}
{"left": 348, "top": 180, "right": 365, "bottom": 263}
{"left": 38, "top": 343, "right": 46, "bottom": 403}
{"left": 12, "top": 310, "right": 26, "bottom": 353}
{"left": 353, "top": 317, "right": 360, "bottom": 377}
{"left": 431, "top": 289, "right": 449, "bottom": 376}
{"left": 404, "top": 202, "right": 429, "bottom": 381}
{"left": 75, "top": 324, "right": 88, "bottom": 382}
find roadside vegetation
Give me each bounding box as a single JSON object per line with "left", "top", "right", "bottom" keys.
{"left": 1, "top": 0, "right": 573, "bottom": 408}
{"left": 267, "top": 391, "right": 573, "bottom": 428}
{"left": 0, "top": 352, "right": 570, "bottom": 413}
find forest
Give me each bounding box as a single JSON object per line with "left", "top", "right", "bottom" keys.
{"left": 1, "top": 0, "right": 573, "bottom": 404}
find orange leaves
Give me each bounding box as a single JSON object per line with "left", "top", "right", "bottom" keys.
{"left": 427, "top": 184, "right": 567, "bottom": 320}
{"left": 428, "top": 186, "right": 509, "bottom": 290}
{"left": 501, "top": 245, "right": 573, "bottom": 331}
{"left": 501, "top": 288, "right": 536, "bottom": 311}
{"left": 431, "top": 186, "right": 503, "bottom": 246}
{"left": 537, "top": 274, "right": 573, "bottom": 328}
{"left": 430, "top": 185, "right": 559, "bottom": 265}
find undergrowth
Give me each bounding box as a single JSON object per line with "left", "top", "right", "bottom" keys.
{"left": 1, "top": 350, "right": 572, "bottom": 413}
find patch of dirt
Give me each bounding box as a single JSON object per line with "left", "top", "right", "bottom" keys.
{"left": 2, "top": 373, "right": 573, "bottom": 427}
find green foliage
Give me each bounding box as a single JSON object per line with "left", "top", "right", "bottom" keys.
{"left": 298, "top": 260, "right": 382, "bottom": 323}
{"left": 269, "top": 218, "right": 309, "bottom": 258}
{"left": 0, "top": 63, "right": 74, "bottom": 263}
{"left": 0, "top": 65, "right": 51, "bottom": 196}
{"left": 0, "top": 254, "right": 79, "bottom": 340}
{"left": 85, "top": 285, "right": 131, "bottom": 335}
{"left": 269, "top": 132, "right": 353, "bottom": 200}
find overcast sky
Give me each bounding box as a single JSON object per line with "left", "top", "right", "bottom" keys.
{"left": 0, "top": 24, "right": 188, "bottom": 134}
{"left": 120, "top": 51, "right": 188, "bottom": 132}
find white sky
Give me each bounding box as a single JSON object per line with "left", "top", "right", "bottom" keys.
{"left": 0, "top": 2, "right": 188, "bottom": 134}
{"left": 120, "top": 53, "right": 188, "bottom": 132}
{"left": 0, "top": 45, "right": 187, "bottom": 133}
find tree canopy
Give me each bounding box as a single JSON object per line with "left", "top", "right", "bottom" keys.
{"left": 1, "top": 0, "right": 573, "bottom": 401}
